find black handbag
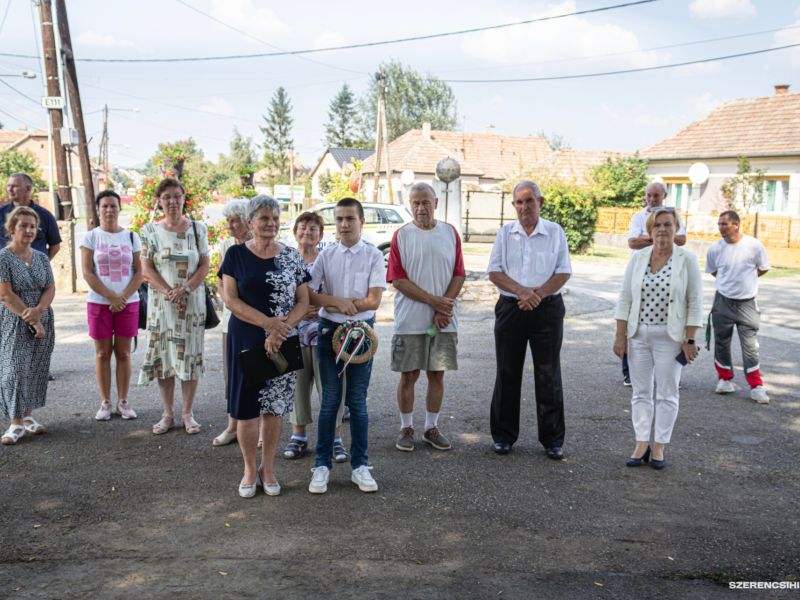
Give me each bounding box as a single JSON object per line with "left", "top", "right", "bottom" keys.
{"left": 130, "top": 232, "right": 148, "bottom": 330}
{"left": 191, "top": 221, "right": 220, "bottom": 329}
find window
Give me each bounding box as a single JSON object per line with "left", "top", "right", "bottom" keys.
{"left": 763, "top": 178, "right": 790, "bottom": 213}
{"left": 317, "top": 207, "right": 335, "bottom": 225}
{"left": 363, "top": 207, "right": 382, "bottom": 225}
{"left": 665, "top": 180, "right": 691, "bottom": 210}
{"left": 381, "top": 208, "right": 405, "bottom": 224}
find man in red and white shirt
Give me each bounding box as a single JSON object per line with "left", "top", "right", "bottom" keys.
{"left": 387, "top": 182, "right": 465, "bottom": 452}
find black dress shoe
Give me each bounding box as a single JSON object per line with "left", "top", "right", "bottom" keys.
{"left": 493, "top": 442, "right": 511, "bottom": 454}
{"left": 545, "top": 446, "right": 565, "bottom": 460}
{"left": 650, "top": 458, "right": 666, "bottom": 470}
{"left": 626, "top": 446, "right": 651, "bottom": 467}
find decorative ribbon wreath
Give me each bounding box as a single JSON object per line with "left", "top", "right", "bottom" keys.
{"left": 332, "top": 320, "right": 379, "bottom": 376}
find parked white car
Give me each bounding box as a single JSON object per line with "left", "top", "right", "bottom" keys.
{"left": 279, "top": 202, "right": 414, "bottom": 263}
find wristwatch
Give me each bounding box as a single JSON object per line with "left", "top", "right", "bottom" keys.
{"left": 686, "top": 339, "right": 695, "bottom": 345}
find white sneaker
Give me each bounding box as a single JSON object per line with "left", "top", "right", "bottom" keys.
{"left": 95, "top": 402, "right": 112, "bottom": 421}
{"left": 750, "top": 386, "right": 770, "bottom": 404}
{"left": 309, "top": 466, "right": 330, "bottom": 494}
{"left": 715, "top": 379, "right": 735, "bottom": 394}
{"left": 351, "top": 465, "right": 378, "bottom": 493}
{"left": 116, "top": 400, "right": 137, "bottom": 420}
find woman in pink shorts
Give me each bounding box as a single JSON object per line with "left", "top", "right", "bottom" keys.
{"left": 81, "top": 190, "right": 143, "bottom": 421}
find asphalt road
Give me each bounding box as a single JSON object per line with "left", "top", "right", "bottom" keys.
{"left": 1, "top": 258, "right": 798, "bottom": 599}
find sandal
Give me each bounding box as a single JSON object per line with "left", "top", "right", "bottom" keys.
{"left": 23, "top": 416, "right": 47, "bottom": 435}
{"left": 1, "top": 424, "right": 25, "bottom": 445}
{"left": 152, "top": 416, "right": 174, "bottom": 435}
{"left": 212, "top": 429, "right": 237, "bottom": 447}
{"left": 183, "top": 414, "right": 201, "bottom": 435}
{"left": 283, "top": 438, "right": 308, "bottom": 459}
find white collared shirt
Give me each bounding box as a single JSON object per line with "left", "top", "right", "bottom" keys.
{"left": 628, "top": 207, "right": 686, "bottom": 252}
{"left": 487, "top": 218, "right": 572, "bottom": 297}
{"left": 309, "top": 239, "right": 387, "bottom": 323}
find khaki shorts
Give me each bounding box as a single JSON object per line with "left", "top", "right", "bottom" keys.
{"left": 390, "top": 333, "right": 458, "bottom": 373}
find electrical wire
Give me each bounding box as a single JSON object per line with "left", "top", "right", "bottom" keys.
{"left": 443, "top": 43, "right": 800, "bottom": 83}
{"left": 0, "top": 78, "right": 40, "bottom": 104}
{"left": 0, "top": 0, "right": 660, "bottom": 63}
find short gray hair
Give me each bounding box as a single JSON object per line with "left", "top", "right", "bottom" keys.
{"left": 222, "top": 198, "right": 249, "bottom": 222}
{"left": 247, "top": 195, "right": 281, "bottom": 220}
{"left": 409, "top": 182, "right": 437, "bottom": 200}
{"left": 647, "top": 181, "right": 668, "bottom": 197}
{"left": 512, "top": 180, "right": 543, "bottom": 199}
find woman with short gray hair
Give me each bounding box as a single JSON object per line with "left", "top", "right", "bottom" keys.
{"left": 218, "top": 195, "right": 310, "bottom": 497}
{"left": 212, "top": 199, "right": 253, "bottom": 446}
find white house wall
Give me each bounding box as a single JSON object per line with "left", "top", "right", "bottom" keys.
{"left": 647, "top": 157, "right": 800, "bottom": 215}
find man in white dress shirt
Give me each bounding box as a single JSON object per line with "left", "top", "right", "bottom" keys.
{"left": 307, "top": 198, "right": 386, "bottom": 494}
{"left": 487, "top": 181, "right": 572, "bottom": 459}
{"left": 706, "top": 210, "right": 771, "bottom": 404}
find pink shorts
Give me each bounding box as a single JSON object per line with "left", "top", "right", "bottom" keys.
{"left": 87, "top": 301, "right": 139, "bottom": 340}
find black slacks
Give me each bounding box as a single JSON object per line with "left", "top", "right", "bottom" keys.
{"left": 490, "top": 294, "right": 565, "bottom": 448}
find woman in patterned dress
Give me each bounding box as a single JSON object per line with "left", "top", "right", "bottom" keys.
{"left": 219, "top": 196, "right": 309, "bottom": 497}
{"left": 0, "top": 206, "right": 56, "bottom": 445}
{"left": 138, "top": 178, "right": 210, "bottom": 435}
{"left": 614, "top": 208, "right": 703, "bottom": 470}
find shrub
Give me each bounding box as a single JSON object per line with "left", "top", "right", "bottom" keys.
{"left": 540, "top": 179, "right": 597, "bottom": 254}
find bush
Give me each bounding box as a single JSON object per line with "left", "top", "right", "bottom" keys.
{"left": 540, "top": 179, "right": 597, "bottom": 254}
{"left": 589, "top": 154, "right": 648, "bottom": 207}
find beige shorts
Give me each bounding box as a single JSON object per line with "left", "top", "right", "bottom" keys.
{"left": 390, "top": 333, "right": 459, "bottom": 373}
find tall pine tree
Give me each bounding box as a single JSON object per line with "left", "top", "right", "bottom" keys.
{"left": 323, "top": 83, "right": 363, "bottom": 148}
{"left": 261, "top": 87, "right": 294, "bottom": 179}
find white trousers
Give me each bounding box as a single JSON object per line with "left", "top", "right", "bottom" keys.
{"left": 628, "top": 324, "right": 682, "bottom": 444}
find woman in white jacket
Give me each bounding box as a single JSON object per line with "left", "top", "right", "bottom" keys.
{"left": 613, "top": 208, "right": 703, "bottom": 470}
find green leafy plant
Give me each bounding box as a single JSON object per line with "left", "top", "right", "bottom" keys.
{"left": 720, "top": 156, "right": 765, "bottom": 214}
{"left": 588, "top": 155, "right": 649, "bottom": 207}
{"left": 539, "top": 179, "right": 598, "bottom": 254}
{"left": 0, "top": 149, "right": 47, "bottom": 195}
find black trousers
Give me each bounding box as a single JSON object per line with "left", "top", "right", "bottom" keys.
{"left": 490, "top": 294, "right": 565, "bottom": 448}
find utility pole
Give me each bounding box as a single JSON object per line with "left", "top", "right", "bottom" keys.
{"left": 371, "top": 70, "right": 383, "bottom": 203}
{"left": 38, "top": 0, "right": 70, "bottom": 220}
{"left": 380, "top": 73, "right": 394, "bottom": 204}
{"left": 98, "top": 104, "right": 109, "bottom": 182}
{"left": 55, "top": 0, "right": 98, "bottom": 228}
{"left": 288, "top": 147, "right": 295, "bottom": 218}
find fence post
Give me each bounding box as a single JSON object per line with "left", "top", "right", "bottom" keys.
{"left": 465, "top": 191, "right": 471, "bottom": 242}
{"left": 500, "top": 191, "right": 505, "bottom": 227}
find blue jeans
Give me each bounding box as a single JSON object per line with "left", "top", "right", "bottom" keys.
{"left": 315, "top": 317, "right": 374, "bottom": 469}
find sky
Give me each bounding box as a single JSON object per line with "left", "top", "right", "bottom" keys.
{"left": 1, "top": 0, "right": 799, "bottom": 171}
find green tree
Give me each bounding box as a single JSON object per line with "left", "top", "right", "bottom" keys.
{"left": 588, "top": 154, "right": 649, "bottom": 207}
{"left": 537, "top": 130, "right": 570, "bottom": 151}
{"left": 323, "top": 83, "right": 364, "bottom": 148}
{"left": 720, "top": 156, "right": 766, "bottom": 214}
{"left": 540, "top": 179, "right": 597, "bottom": 254}
{"left": 358, "top": 60, "right": 458, "bottom": 142}
{"left": 321, "top": 159, "right": 363, "bottom": 202}
{"left": 261, "top": 87, "right": 294, "bottom": 178}
{"left": 0, "top": 149, "right": 47, "bottom": 192}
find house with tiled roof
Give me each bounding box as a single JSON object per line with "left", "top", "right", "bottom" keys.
{"left": 310, "top": 147, "right": 373, "bottom": 200}
{"left": 360, "top": 123, "right": 622, "bottom": 225}
{"left": 0, "top": 127, "right": 51, "bottom": 183}
{"left": 641, "top": 85, "right": 800, "bottom": 215}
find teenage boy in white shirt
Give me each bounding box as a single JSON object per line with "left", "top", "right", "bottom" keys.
{"left": 307, "top": 198, "right": 386, "bottom": 493}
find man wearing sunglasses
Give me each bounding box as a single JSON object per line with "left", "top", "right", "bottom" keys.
{"left": 486, "top": 181, "right": 572, "bottom": 459}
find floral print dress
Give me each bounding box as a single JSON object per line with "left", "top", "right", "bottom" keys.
{"left": 219, "top": 243, "right": 309, "bottom": 420}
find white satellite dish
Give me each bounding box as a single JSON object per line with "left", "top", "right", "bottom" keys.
{"left": 400, "top": 170, "right": 415, "bottom": 186}
{"left": 688, "top": 162, "right": 710, "bottom": 185}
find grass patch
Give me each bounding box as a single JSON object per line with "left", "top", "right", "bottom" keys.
{"left": 761, "top": 266, "right": 800, "bottom": 279}
{"left": 572, "top": 245, "right": 630, "bottom": 263}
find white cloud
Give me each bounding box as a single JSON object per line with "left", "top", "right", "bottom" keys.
{"left": 313, "top": 31, "right": 347, "bottom": 50}
{"left": 773, "top": 20, "right": 800, "bottom": 66}
{"left": 197, "top": 97, "right": 235, "bottom": 117}
{"left": 692, "top": 92, "right": 723, "bottom": 115}
{"left": 461, "top": 1, "right": 662, "bottom": 70}
{"left": 76, "top": 31, "right": 135, "bottom": 48}
{"left": 689, "top": 0, "right": 756, "bottom": 19}
{"left": 209, "top": 0, "right": 289, "bottom": 42}
{"left": 481, "top": 94, "right": 505, "bottom": 110}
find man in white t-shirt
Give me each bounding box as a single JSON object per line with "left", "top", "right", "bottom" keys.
{"left": 706, "top": 210, "right": 771, "bottom": 404}
{"left": 620, "top": 181, "right": 688, "bottom": 386}
{"left": 386, "top": 183, "right": 466, "bottom": 452}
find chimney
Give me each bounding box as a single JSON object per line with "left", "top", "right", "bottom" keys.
{"left": 774, "top": 84, "right": 790, "bottom": 95}
{"left": 422, "top": 122, "right": 431, "bottom": 140}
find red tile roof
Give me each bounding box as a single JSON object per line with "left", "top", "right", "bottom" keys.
{"left": 361, "top": 129, "right": 621, "bottom": 183}
{"left": 642, "top": 92, "right": 800, "bottom": 159}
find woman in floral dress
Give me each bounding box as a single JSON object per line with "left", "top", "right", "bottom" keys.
{"left": 138, "top": 177, "right": 210, "bottom": 435}
{"left": 219, "top": 195, "right": 309, "bottom": 497}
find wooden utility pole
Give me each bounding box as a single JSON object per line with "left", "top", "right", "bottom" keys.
{"left": 380, "top": 73, "right": 394, "bottom": 204}
{"left": 38, "top": 0, "right": 70, "bottom": 220}
{"left": 98, "top": 104, "right": 109, "bottom": 181}
{"left": 55, "top": 0, "right": 97, "bottom": 228}
{"left": 371, "top": 71, "right": 383, "bottom": 203}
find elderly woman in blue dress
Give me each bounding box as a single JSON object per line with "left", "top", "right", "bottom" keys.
{"left": 219, "top": 195, "right": 310, "bottom": 497}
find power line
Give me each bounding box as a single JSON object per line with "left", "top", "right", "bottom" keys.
{"left": 174, "top": 0, "right": 364, "bottom": 75}
{"left": 0, "top": 78, "right": 39, "bottom": 104}
{"left": 0, "top": 0, "right": 11, "bottom": 37}
{"left": 0, "top": 0, "right": 660, "bottom": 64}
{"left": 443, "top": 43, "right": 800, "bottom": 83}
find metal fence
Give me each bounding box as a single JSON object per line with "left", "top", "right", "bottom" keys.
{"left": 463, "top": 190, "right": 508, "bottom": 242}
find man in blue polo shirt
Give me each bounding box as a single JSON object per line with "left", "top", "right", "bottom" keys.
{"left": 1, "top": 173, "right": 61, "bottom": 258}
